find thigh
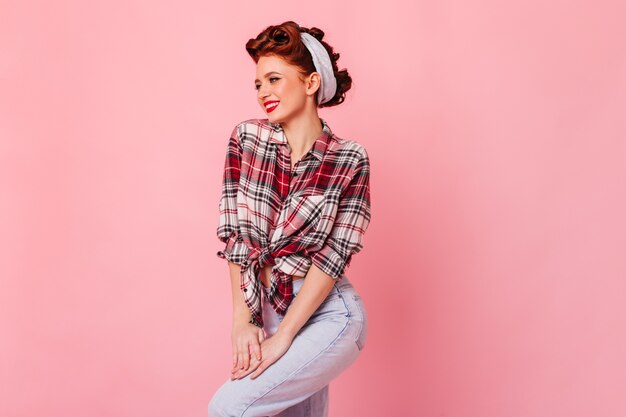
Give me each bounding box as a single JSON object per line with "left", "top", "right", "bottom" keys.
{"left": 209, "top": 288, "right": 361, "bottom": 417}
{"left": 274, "top": 384, "right": 329, "bottom": 417}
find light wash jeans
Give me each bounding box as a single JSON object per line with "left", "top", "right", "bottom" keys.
{"left": 208, "top": 275, "right": 368, "bottom": 417}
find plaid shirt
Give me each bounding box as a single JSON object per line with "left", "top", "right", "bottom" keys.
{"left": 216, "top": 117, "right": 371, "bottom": 328}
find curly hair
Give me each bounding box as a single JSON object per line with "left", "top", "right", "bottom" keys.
{"left": 245, "top": 21, "right": 352, "bottom": 108}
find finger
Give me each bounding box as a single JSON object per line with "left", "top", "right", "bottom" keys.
{"left": 250, "top": 362, "right": 266, "bottom": 380}
{"left": 234, "top": 358, "right": 261, "bottom": 380}
{"left": 243, "top": 344, "right": 250, "bottom": 370}
{"left": 232, "top": 355, "right": 240, "bottom": 372}
{"left": 238, "top": 351, "right": 245, "bottom": 370}
{"left": 232, "top": 348, "right": 241, "bottom": 372}
{"left": 232, "top": 350, "right": 245, "bottom": 379}
{"left": 233, "top": 353, "right": 261, "bottom": 379}
{"left": 250, "top": 341, "right": 262, "bottom": 361}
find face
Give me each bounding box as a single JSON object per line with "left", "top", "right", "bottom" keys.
{"left": 254, "top": 55, "right": 320, "bottom": 124}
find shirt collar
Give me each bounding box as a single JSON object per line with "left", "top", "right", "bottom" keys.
{"left": 268, "top": 118, "right": 334, "bottom": 161}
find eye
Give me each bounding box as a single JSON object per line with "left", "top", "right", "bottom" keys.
{"left": 254, "top": 77, "right": 280, "bottom": 90}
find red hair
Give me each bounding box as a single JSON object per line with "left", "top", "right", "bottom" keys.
{"left": 246, "top": 21, "right": 352, "bottom": 108}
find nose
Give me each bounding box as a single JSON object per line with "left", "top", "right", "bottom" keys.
{"left": 258, "top": 83, "right": 271, "bottom": 99}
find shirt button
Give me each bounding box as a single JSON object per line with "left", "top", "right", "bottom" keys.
{"left": 243, "top": 288, "right": 248, "bottom": 292}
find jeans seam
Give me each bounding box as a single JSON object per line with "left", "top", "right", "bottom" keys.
{"left": 333, "top": 282, "right": 352, "bottom": 317}
{"left": 335, "top": 281, "right": 364, "bottom": 350}
{"left": 240, "top": 313, "right": 351, "bottom": 416}
{"left": 352, "top": 295, "right": 365, "bottom": 350}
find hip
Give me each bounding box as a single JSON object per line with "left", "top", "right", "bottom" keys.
{"left": 262, "top": 275, "right": 368, "bottom": 352}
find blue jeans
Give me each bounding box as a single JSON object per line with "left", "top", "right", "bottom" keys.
{"left": 208, "top": 275, "right": 368, "bottom": 417}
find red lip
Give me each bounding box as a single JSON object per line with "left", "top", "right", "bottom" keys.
{"left": 265, "top": 101, "right": 279, "bottom": 113}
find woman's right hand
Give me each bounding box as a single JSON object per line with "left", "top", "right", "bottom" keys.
{"left": 231, "top": 319, "right": 265, "bottom": 378}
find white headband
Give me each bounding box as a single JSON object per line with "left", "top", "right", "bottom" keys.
{"left": 299, "top": 32, "right": 337, "bottom": 105}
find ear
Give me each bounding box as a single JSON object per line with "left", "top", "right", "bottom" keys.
{"left": 305, "top": 72, "right": 322, "bottom": 97}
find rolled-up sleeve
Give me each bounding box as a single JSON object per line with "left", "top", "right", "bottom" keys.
{"left": 310, "top": 150, "right": 372, "bottom": 279}
{"left": 216, "top": 125, "right": 250, "bottom": 265}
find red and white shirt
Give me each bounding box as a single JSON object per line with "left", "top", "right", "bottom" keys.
{"left": 216, "top": 117, "right": 372, "bottom": 328}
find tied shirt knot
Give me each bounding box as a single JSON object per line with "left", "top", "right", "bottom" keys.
{"left": 239, "top": 246, "right": 278, "bottom": 328}
{"left": 242, "top": 246, "right": 276, "bottom": 272}
{"left": 217, "top": 118, "right": 372, "bottom": 328}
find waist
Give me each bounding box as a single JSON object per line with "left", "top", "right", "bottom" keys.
{"left": 260, "top": 264, "right": 303, "bottom": 288}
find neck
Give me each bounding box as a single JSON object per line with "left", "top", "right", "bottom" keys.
{"left": 280, "top": 113, "right": 324, "bottom": 157}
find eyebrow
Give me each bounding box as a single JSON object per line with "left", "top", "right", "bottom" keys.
{"left": 254, "top": 71, "right": 282, "bottom": 83}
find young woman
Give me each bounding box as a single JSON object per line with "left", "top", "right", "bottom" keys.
{"left": 208, "top": 21, "right": 372, "bottom": 417}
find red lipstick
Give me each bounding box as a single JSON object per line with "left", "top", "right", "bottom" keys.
{"left": 265, "top": 100, "right": 279, "bottom": 113}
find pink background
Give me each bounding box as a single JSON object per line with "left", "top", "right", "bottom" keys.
{"left": 2, "top": 1, "right": 625, "bottom": 416}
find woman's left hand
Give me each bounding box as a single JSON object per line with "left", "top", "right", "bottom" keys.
{"left": 231, "top": 330, "right": 294, "bottom": 380}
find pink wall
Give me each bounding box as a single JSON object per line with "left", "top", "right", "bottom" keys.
{"left": 2, "top": 1, "right": 625, "bottom": 416}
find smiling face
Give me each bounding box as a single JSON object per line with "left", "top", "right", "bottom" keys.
{"left": 254, "top": 55, "right": 320, "bottom": 124}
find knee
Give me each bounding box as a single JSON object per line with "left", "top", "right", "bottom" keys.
{"left": 213, "top": 395, "right": 265, "bottom": 417}
{"left": 208, "top": 389, "right": 245, "bottom": 417}
{"left": 208, "top": 393, "right": 229, "bottom": 417}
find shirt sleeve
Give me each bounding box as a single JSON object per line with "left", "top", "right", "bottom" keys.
{"left": 216, "top": 125, "right": 250, "bottom": 265}
{"left": 310, "top": 149, "right": 372, "bottom": 279}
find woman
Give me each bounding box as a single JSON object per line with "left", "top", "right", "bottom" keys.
{"left": 208, "top": 21, "right": 372, "bottom": 417}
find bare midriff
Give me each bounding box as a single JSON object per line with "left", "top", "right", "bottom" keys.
{"left": 260, "top": 264, "right": 304, "bottom": 288}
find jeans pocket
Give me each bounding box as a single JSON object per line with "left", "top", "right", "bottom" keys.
{"left": 352, "top": 294, "right": 368, "bottom": 351}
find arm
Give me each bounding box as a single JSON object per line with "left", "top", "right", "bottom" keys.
{"left": 217, "top": 125, "right": 253, "bottom": 322}
{"left": 216, "top": 124, "right": 251, "bottom": 266}
{"left": 308, "top": 149, "right": 372, "bottom": 279}
{"left": 216, "top": 126, "right": 263, "bottom": 373}
{"left": 277, "top": 149, "right": 372, "bottom": 339}
{"left": 228, "top": 261, "right": 251, "bottom": 324}
{"left": 237, "top": 149, "right": 373, "bottom": 380}
{"left": 239, "top": 264, "right": 337, "bottom": 380}
{"left": 275, "top": 263, "right": 336, "bottom": 339}
{"left": 228, "top": 259, "right": 263, "bottom": 374}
